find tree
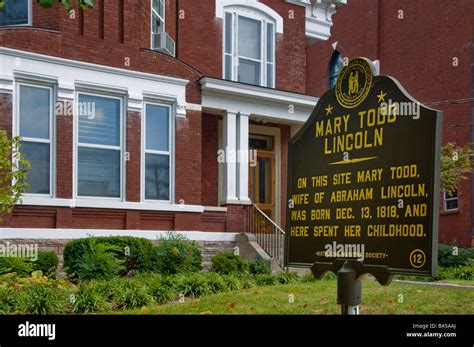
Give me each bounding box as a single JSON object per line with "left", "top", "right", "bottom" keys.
{"left": 0, "top": 131, "right": 30, "bottom": 221}
{"left": 440, "top": 142, "right": 473, "bottom": 195}
{"left": 0, "top": 0, "right": 94, "bottom": 13}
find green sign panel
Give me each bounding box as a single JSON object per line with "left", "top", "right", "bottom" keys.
{"left": 285, "top": 58, "right": 441, "bottom": 276}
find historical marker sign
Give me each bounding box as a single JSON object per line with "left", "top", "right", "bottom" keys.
{"left": 285, "top": 58, "right": 441, "bottom": 276}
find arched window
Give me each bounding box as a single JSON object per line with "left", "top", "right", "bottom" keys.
{"left": 328, "top": 51, "right": 344, "bottom": 89}
{"left": 220, "top": 1, "right": 283, "bottom": 88}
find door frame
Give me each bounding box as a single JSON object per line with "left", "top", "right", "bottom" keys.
{"left": 249, "top": 124, "right": 281, "bottom": 226}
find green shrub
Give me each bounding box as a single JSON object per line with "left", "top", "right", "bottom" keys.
{"left": 221, "top": 275, "right": 243, "bottom": 291}
{"left": 31, "top": 251, "right": 58, "bottom": 277}
{"left": 136, "top": 273, "right": 174, "bottom": 304}
{"left": 248, "top": 259, "right": 271, "bottom": 275}
{"left": 0, "top": 286, "right": 16, "bottom": 314}
{"left": 17, "top": 283, "right": 68, "bottom": 314}
{"left": 0, "top": 257, "right": 33, "bottom": 277}
{"left": 210, "top": 252, "right": 249, "bottom": 275}
{"left": 113, "top": 279, "right": 154, "bottom": 310}
{"left": 64, "top": 237, "right": 154, "bottom": 278}
{"left": 64, "top": 238, "right": 125, "bottom": 280}
{"left": 300, "top": 273, "right": 316, "bottom": 283}
{"left": 276, "top": 272, "right": 299, "bottom": 285}
{"left": 253, "top": 274, "right": 277, "bottom": 286}
{"left": 72, "top": 282, "right": 111, "bottom": 313}
{"left": 96, "top": 237, "right": 155, "bottom": 274}
{"left": 170, "top": 273, "right": 211, "bottom": 297}
{"left": 236, "top": 274, "right": 256, "bottom": 289}
{"left": 202, "top": 272, "right": 228, "bottom": 293}
{"left": 153, "top": 233, "right": 202, "bottom": 275}
{"left": 438, "top": 244, "right": 474, "bottom": 267}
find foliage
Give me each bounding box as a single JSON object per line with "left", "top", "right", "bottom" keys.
{"left": 0, "top": 256, "right": 33, "bottom": 276}
{"left": 210, "top": 252, "right": 249, "bottom": 275}
{"left": 440, "top": 142, "right": 473, "bottom": 195}
{"left": 275, "top": 272, "right": 299, "bottom": 285}
{"left": 438, "top": 244, "right": 474, "bottom": 268}
{"left": 113, "top": 278, "right": 154, "bottom": 310}
{"left": 63, "top": 238, "right": 125, "bottom": 280}
{"left": 31, "top": 251, "right": 59, "bottom": 277}
{"left": 169, "top": 272, "right": 212, "bottom": 297}
{"left": 248, "top": 259, "right": 271, "bottom": 275}
{"left": 72, "top": 281, "right": 110, "bottom": 313}
{"left": 0, "top": 131, "right": 30, "bottom": 222}
{"left": 153, "top": 233, "right": 202, "bottom": 275}
{"left": 0, "top": 0, "right": 95, "bottom": 12}
{"left": 253, "top": 274, "right": 277, "bottom": 286}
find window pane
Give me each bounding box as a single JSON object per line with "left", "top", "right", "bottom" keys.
{"left": 78, "top": 147, "right": 120, "bottom": 197}
{"left": 146, "top": 104, "right": 169, "bottom": 151}
{"left": 267, "top": 63, "right": 274, "bottom": 88}
{"left": 0, "top": 0, "right": 28, "bottom": 26}
{"left": 329, "top": 51, "right": 345, "bottom": 88}
{"left": 19, "top": 85, "right": 50, "bottom": 139}
{"left": 238, "top": 58, "right": 261, "bottom": 85}
{"left": 152, "top": 12, "right": 164, "bottom": 33}
{"left": 267, "top": 23, "right": 274, "bottom": 63}
{"left": 238, "top": 16, "right": 261, "bottom": 60}
{"left": 225, "top": 54, "right": 232, "bottom": 80}
{"left": 22, "top": 142, "right": 50, "bottom": 194}
{"left": 225, "top": 12, "right": 232, "bottom": 54}
{"left": 78, "top": 94, "right": 120, "bottom": 147}
{"left": 145, "top": 153, "right": 170, "bottom": 200}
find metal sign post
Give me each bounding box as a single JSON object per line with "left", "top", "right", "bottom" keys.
{"left": 337, "top": 261, "right": 361, "bottom": 315}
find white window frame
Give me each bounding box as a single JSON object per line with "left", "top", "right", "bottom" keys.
{"left": 151, "top": 0, "right": 165, "bottom": 34}
{"left": 444, "top": 190, "right": 459, "bottom": 212}
{"left": 74, "top": 91, "right": 124, "bottom": 201}
{"left": 223, "top": 8, "right": 276, "bottom": 88}
{"left": 141, "top": 101, "right": 174, "bottom": 203}
{"left": 0, "top": 0, "right": 32, "bottom": 27}
{"left": 14, "top": 81, "right": 55, "bottom": 197}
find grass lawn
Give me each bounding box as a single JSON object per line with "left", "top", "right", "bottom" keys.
{"left": 121, "top": 279, "right": 474, "bottom": 315}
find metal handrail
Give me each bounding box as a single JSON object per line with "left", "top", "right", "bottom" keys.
{"left": 247, "top": 204, "right": 286, "bottom": 269}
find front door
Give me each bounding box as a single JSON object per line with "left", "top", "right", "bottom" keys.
{"left": 249, "top": 134, "right": 276, "bottom": 220}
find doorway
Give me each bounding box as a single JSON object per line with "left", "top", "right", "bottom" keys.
{"left": 249, "top": 134, "right": 276, "bottom": 221}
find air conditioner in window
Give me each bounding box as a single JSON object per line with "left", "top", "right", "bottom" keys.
{"left": 152, "top": 32, "right": 176, "bottom": 57}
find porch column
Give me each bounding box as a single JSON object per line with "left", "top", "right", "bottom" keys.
{"left": 237, "top": 112, "right": 251, "bottom": 204}
{"left": 223, "top": 111, "right": 239, "bottom": 203}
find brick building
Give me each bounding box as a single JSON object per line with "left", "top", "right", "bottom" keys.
{"left": 0, "top": 0, "right": 472, "bottom": 253}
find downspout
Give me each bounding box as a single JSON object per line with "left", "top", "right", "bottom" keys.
{"left": 175, "top": 0, "right": 180, "bottom": 58}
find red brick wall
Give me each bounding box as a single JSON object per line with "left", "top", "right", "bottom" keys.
{"left": 32, "top": 0, "right": 60, "bottom": 31}
{"left": 126, "top": 111, "right": 141, "bottom": 202}
{"left": 306, "top": 0, "right": 474, "bottom": 246}
{"left": 175, "top": 110, "right": 202, "bottom": 206}
{"left": 56, "top": 106, "right": 73, "bottom": 199}
{"left": 201, "top": 114, "right": 219, "bottom": 206}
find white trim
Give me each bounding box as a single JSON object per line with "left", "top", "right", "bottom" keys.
{"left": 201, "top": 77, "right": 318, "bottom": 124}
{"left": 216, "top": 0, "right": 283, "bottom": 33}
{"left": 444, "top": 190, "right": 459, "bottom": 212}
{"left": 186, "top": 103, "right": 202, "bottom": 111}
{"left": 0, "top": 228, "right": 236, "bottom": 242}
{"left": 203, "top": 206, "right": 228, "bottom": 212}
{"left": 223, "top": 9, "right": 276, "bottom": 88}
{"left": 75, "top": 92, "right": 124, "bottom": 200}
{"left": 0, "top": 48, "right": 188, "bottom": 86}
{"left": 15, "top": 82, "right": 55, "bottom": 197}
{"left": 142, "top": 101, "right": 174, "bottom": 203}
{"left": 19, "top": 196, "right": 204, "bottom": 212}
{"left": 249, "top": 124, "right": 281, "bottom": 226}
